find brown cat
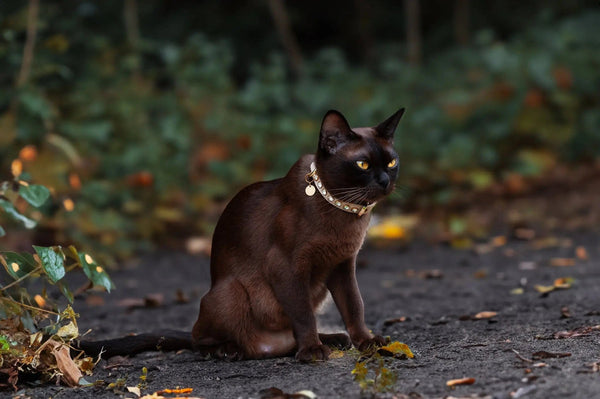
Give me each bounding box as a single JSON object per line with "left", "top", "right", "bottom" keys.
{"left": 77, "top": 108, "right": 405, "bottom": 362}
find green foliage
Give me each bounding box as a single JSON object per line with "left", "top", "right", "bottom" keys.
{"left": 0, "top": 169, "right": 111, "bottom": 388}
{"left": 1, "top": 3, "right": 599, "bottom": 254}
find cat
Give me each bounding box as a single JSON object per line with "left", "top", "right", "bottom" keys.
{"left": 77, "top": 107, "right": 405, "bottom": 362}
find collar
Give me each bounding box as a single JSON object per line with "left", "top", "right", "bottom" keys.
{"left": 304, "top": 162, "right": 376, "bottom": 217}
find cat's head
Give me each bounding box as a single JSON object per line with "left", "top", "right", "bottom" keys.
{"left": 315, "top": 108, "right": 405, "bottom": 206}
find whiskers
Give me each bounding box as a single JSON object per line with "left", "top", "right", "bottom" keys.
{"left": 328, "top": 186, "right": 375, "bottom": 205}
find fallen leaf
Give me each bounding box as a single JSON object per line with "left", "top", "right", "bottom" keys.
{"left": 534, "top": 284, "right": 555, "bottom": 294}
{"left": 473, "top": 270, "right": 488, "bottom": 279}
{"left": 575, "top": 246, "right": 588, "bottom": 260}
{"left": 328, "top": 350, "right": 345, "bottom": 359}
{"left": 532, "top": 351, "right": 571, "bottom": 360}
{"left": 446, "top": 377, "right": 475, "bottom": 386}
{"left": 127, "top": 386, "right": 142, "bottom": 396}
{"left": 473, "top": 311, "right": 497, "bottom": 319}
{"left": 550, "top": 258, "right": 575, "bottom": 267}
{"left": 156, "top": 388, "right": 194, "bottom": 395}
{"left": 510, "top": 288, "right": 524, "bottom": 295}
{"left": 420, "top": 269, "right": 443, "bottom": 279}
{"left": 491, "top": 236, "right": 506, "bottom": 247}
{"left": 46, "top": 339, "right": 83, "bottom": 387}
{"left": 379, "top": 341, "right": 414, "bottom": 358}
{"left": 554, "top": 325, "right": 600, "bottom": 339}
{"left": 553, "top": 277, "right": 574, "bottom": 288}
{"left": 514, "top": 228, "right": 535, "bottom": 240}
{"left": 560, "top": 306, "right": 571, "bottom": 319}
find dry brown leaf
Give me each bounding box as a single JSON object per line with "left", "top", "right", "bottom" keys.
{"left": 575, "top": 246, "right": 588, "bottom": 260}
{"left": 46, "top": 339, "right": 82, "bottom": 387}
{"left": 446, "top": 377, "right": 475, "bottom": 386}
{"left": 491, "top": 235, "right": 507, "bottom": 247}
{"left": 554, "top": 325, "right": 600, "bottom": 339}
{"left": 550, "top": 258, "right": 575, "bottom": 267}
{"left": 474, "top": 311, "right": 497, "bottom": 319}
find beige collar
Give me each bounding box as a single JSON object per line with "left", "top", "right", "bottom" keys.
{"left": 304, "top": 162, "right": 376, "bottom": 217}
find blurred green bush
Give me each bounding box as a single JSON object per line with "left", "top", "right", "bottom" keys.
{"left": 1, "top": 4, "right": 599, "bottom": 260}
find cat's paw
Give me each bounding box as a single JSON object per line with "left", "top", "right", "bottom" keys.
{"left": 319, "top": 333, "right": 352, "bottom": 350}
{"left": 295, "top": 344, "right": 332, "bottom": 362}
{"left": 214, "top": 342, "right": 244, "bottom": 361}
{"left": 357, "top": 335, "right": 388, "bottom": 352}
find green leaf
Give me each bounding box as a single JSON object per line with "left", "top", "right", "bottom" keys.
{"left": 33, "top": 246, "right": 66, "bottom": 283}
{"left": 0, "top": 251, "right": 38, "bottom": 279}
{"left": 0, "top": 199, "right": 37, "bottom": 229}
{"left": 58, "top": 281, "right": 74, "bottom": 303}
{"left": 19, "top": 184, "right": 50, "bottom": 207}
{"left": 79, "top": 253, "right": 114, "bottom": 292}
{"left": 0, "top": 335, "right": 9, "bottom": 351}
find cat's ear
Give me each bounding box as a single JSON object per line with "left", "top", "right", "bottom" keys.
{"left": 375, "top": 108, "right": 405, "bottom": 140}
{"left": 319, "top": 110, "right": 357, "bottom": 155}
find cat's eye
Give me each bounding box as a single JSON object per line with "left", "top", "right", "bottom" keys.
{"left": 356, "top": 160, "right": 370, "bottom": 170}
{"left": 387, "top": 158, "right": 397, "bottom": 168}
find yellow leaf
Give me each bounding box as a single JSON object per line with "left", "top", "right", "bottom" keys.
{"left": 554, "top": 277, "right": 574, "bottom": 289}
{"left": 379, "top": 341, "right": 414, "bottom": 358}
{"left": 534, "top": 284, "right": 555, "bottom": 294}
{"left": 56, "top": 321, "right": 79, "bottom": 340}
{"left": 328, "top": 349, "right": 345, "bottom": 359}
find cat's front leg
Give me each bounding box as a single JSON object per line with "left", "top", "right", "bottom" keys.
{"left": 327, "top": 258, "right": 387, "bottom": 351}
{"left": 270, "top": 269, "right": 331, "bottom": 362}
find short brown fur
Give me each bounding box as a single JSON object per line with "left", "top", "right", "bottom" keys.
{"left": 76, "top": 108, "right": 405, "bottom": 362}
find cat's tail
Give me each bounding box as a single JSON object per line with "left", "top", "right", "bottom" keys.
{"left": 73, "top": 330, "right": 193, "bottom": 358}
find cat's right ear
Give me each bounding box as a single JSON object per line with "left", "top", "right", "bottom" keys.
{"left": 319, "top": 110, "right": 356, "bottom": 155}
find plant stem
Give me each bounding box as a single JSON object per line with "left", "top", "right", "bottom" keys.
{"left": 0, "top": 266, "right": 43, "bottom": 292}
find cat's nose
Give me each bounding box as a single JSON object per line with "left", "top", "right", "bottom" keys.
{"left": 376, "top": 172, "right": 390, "bottom": 190}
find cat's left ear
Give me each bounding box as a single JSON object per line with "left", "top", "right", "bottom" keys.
{"left": 375, "top": 108, "right": 405, "bottom": 140}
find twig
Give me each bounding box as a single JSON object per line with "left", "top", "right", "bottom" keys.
{"left": 2, "top": 296, "right": 60, "bottom": 316}
{"left": 16, "top": 0, "right": 40, "bottom": 87}
{"left": 266, "top": 0, "right": 304, "bottom": 76}
{"left": 0, "top": 266, "right": 43, "bottom": 292}
{"left": 512, "top": 349, "right": 534, "bottom": 363}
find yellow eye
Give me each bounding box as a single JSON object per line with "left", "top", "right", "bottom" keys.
{"left": 387, "top": 158, "right": 397, "bottom": 168}
{"left": 356, "top": 160, "right": 370, "bottom": 170}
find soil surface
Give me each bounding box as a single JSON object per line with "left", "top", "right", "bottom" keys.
{"left": 9, "top": 177, "right": 600, "bottom": 399}
{"left": 11, "top": 230, "right": 600, "bottom": 399}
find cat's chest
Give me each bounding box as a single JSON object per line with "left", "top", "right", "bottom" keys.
{"left": 307, "top": 217, "right": 369, "bottom": 265}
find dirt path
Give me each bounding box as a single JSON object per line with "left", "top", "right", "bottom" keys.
{"left": 12, "top": 224, "right": 600, "bottom": 399}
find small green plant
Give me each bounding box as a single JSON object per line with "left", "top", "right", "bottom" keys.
{"left": 351, "top": 341, "right": 414, "bottom": 395}
{"left": 0, "top": 160, "right": 114, "bottom": 389}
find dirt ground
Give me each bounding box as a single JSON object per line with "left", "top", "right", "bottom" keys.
{"left": 9, "top": 179, "right": 600, "bottom": 399}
